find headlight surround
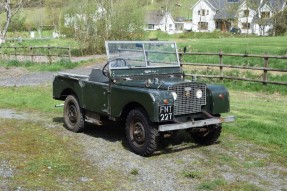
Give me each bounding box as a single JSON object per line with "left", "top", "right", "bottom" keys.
{"left": 171, "top": 92, "right": 177, "bottom": 100}
{"left": 195, "top": 89, "right": 203, "bottom": 99}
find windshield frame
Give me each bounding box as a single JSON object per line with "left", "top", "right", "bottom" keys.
{"left": 105, "top": 41, "right": 181, "bottom": 69}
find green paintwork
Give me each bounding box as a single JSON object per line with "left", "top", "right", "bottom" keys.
{"left": 53, "top": 41, "right": 232, "bottom": 126}
{"left": 204, "top": 85, "right": 230, "bottom": 115}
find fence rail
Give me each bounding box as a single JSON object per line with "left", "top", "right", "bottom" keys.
{"left": 179, "top": 51, "right": 287, "bottom": 86}
{"left": 0, "top": 46, "right": 71, "bottom": 63}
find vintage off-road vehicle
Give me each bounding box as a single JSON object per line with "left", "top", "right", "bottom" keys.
{"left": 53, "top": 41, "right": 234, "bottom": 156}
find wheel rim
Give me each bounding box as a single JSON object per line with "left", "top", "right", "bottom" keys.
{"left": 130, "top": 120, "right": 146, "bottom": 147}
{"left": 67, "top": 102, "right": 77, "bottom": 124}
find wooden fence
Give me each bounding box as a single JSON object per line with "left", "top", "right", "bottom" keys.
{"left": 0, "top": 46, "right": 71, "bottom": 63}
{"left": 179, "top": 51, "right": 287, "bottom": 86}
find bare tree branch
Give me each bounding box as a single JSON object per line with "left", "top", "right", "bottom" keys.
{"left": 0, "top": 0, "right": 25, "bottom": 43}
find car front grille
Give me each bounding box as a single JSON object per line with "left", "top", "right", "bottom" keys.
{"left": 170, "top": 82, "right": 206, "bottom": 115}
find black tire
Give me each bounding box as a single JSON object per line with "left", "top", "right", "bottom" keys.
{"left": 64, "top": 95, "right": 85, "bottom": 133}
{"left": 125, "top": 108, "right": 158, "bottom": 156}
{"left": 190, "top": 125, "right": 222, "bottom": 145}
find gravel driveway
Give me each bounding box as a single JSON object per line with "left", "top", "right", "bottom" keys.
{"left": 0, "top": 59, "right": 286, "bottom": 191}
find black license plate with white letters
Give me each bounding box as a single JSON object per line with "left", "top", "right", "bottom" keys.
{"left": 159, "top": 105, "right": 173, "bottom": 122}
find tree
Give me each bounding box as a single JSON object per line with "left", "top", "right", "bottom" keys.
{"left": 274, "top": 7, "right": 287, "bottom": 35}
{"left": 44, "top": 0, "right": 67, "bottom": 26}
{"left": 0, "top": 0, "right": 23, "bottom": 42}
{"left": 268, "top": 0, "right": 286, "bottom": 36}
{"left": 109, "top": 0, "right": 144, "bottom": 40}
{"left": 65, "top": 0, "right": 144, "bottom": 54}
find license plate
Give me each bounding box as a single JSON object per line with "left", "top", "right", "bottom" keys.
{"left": 159, "top": 105, "right": 173, "bottom": 122}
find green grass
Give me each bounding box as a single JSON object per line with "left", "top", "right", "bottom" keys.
{"left": 0, "top": 59, "right": 80, "bottom": 72}
{"left": 184, "top": 68, "right": 287, "bottom": 95}
{"left": 0, "top": 57, "right": 102, "bottom": 72}
{"left": 3, "top": 37, "right": 77, "bottom": 48}
{"left": 0, "top": 120, "right": 124, "bottom": 190}
{"left": 0, "top": 85, "right": 61, "bottom": 113}
{"left": 225, "top": 90, "right": 287, "bottom": 164}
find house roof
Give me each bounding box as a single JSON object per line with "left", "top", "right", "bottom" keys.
{"left": 193, "top": 0, "right": 264, "bottom": 20}
{"left": 212, "top": 0, "right": 245, "bottom": 20}
{"left": 145, "top": 11, "right": 165, "bottom": 25}
{"left": 260, "top": 0, "right": 286, "bottom": 12}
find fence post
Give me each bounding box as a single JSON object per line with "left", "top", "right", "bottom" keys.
{"left": 179, "top": 52, "right": 183, "bottom": 67}
{"left": 263, "top": 52, "right": 269, "bottom": 85}
{"left": 14, "top": 47, "right": 17, "bottom": 60}
{"left": 48, "top": 45, "right": 52, "bottom": 64}
{"left": 68, "top": 46, "right": 72, "bottom": 61}
{"left": 30, "top": 47, "right": 34, "bottom": 62}
{"left": 219, "top": 50, "right": 223, "bottom": 81}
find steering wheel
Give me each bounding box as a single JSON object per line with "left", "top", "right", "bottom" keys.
{"left": 102, "top": 58, "right": 127, "bottom": 77}
{"left": 102, "top": 62, "right": 110, "bottom": 77}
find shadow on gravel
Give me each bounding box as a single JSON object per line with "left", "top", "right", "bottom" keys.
{"left": 83, "top": 122, "right": 126, "bottom": 143}
{"left": 53, "top": 118, "right": 215, "bottom": 155}
{"left": 53, "top": 117, "right": 65, "bottom": 124}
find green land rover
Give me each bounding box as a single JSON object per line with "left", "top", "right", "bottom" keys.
{"left": 53, "top": 41, "right": 235, "bottom": 156}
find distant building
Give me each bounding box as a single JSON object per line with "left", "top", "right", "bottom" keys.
{"left": 145, "top": 10, "right": 176, "bottom": 34}
{"left": 191, "top": 0, "right": 286, "bottom": 35}
{"left": 252, "top": 0, "right": 286, "bottom": 35}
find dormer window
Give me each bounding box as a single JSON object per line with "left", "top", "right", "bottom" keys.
{"left": 198, "top": 9, "right": 208, "bottom": 16}
{"left": 244, "top": 9, "right": 250, "bottom": 17}
{"left": 261, "top": 11, "right": 270, "bottom": 18}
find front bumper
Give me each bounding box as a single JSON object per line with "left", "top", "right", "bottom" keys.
{"left": 158, "top": 116, "right": 235, "bottom": 132}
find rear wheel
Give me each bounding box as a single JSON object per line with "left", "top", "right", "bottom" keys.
{"left": 190, "top": 125, "right": 222, "bottom": 145}
{"left": 125, "top": 108, "right": 158, "bottom": 156}
{"left": 64, "top": 95, "right": 85, "bottom": 132}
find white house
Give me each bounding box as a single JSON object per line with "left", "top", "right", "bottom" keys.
{"left": 191, "top": 0, "right": 286, "bottom": 35}
{"left": 252, "top": 0, "right": 286, "bottom": 36}
{"left": 145, "top": 11, "right": 176, "bottom": 34}
{"left": 237, "top": 1, "right": 259, "bottom": 34}
{"left": 190, "top": 0, "right": 218, "bottom": 32}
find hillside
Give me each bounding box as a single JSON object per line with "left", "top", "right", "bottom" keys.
{"left": 146, "top": 0, "right": 198, "bottom": 19}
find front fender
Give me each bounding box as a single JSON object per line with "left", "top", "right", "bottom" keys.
{"left": 110, "top": 85, "right": 173, "bottom": 122}
{"left": 203, "top": 84, "right": 230, "bottom": 115}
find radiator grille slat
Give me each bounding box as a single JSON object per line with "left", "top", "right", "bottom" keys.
{"left": 170, "top": 82, "right": 206, "bottom": 115}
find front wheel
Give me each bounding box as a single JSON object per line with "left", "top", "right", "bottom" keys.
{"left": 190, "top": 125, "right": 222, "bottom": 145}
{"left": 64, "top": 95, "right": 85, "bottom": 132}
{"left": 125, "top": 108, "right": 158, "bottom": 156}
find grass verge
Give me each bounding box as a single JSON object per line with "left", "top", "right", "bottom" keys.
{"left": 0, "top": 119, "right": 124, "bottom": 190}
{"left": 225, "top": 90, "right": 287, "bottom": 165}
{"left": 0, "top": 57, "right": 103, "bottom": 72}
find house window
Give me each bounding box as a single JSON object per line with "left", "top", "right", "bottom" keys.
{"left": 202, "top": 9, "right": 206, "bottom": 16}
{"left": 244, "top": 9, "right": 249, "bottom": 17}
{"left": 147, "top": 24, "right": 154, "bottom": 30}
{"left": 198, "top": 22, "right": 208, "bottom": 30}
{"left": 227, "top": 0, "right": 239, "bottom": 2}
{"left": 261, "top": 12, "right": 270, "bottom": 18}
{"left": 242, "top": 23, "right": 251, "bottom": 29}
{"left": 198, "top": 9, "right": 207, "bottom": 16}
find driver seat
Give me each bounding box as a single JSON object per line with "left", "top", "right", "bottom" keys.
{"left": 89, "top": 68, "right": 109, "bottom": 83}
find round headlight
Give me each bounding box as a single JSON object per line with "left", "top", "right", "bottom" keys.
{"left": 171, "top": 92, "right": 177, "bottom": 100}
{"left": 196, "top": 89, "right": 203, "bottom": 99}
